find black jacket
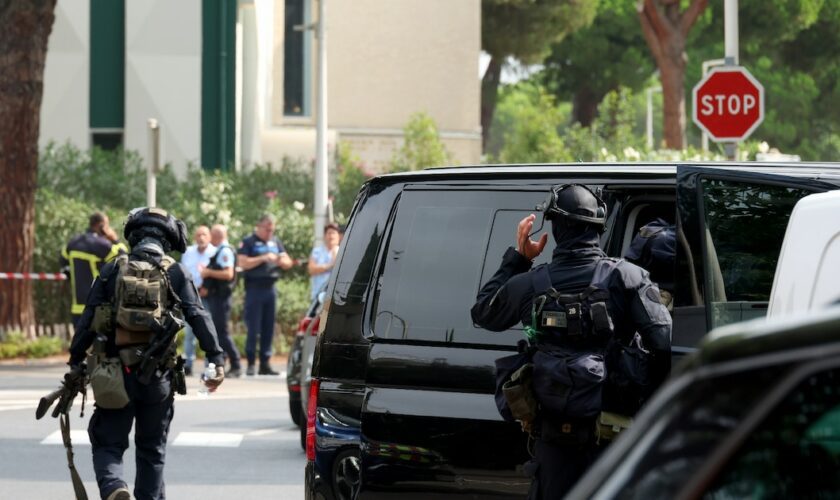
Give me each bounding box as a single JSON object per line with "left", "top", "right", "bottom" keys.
{"left": 471, "top": 229, "right": 672, "bottom": 389}
{"left": 68, "top": 243, "right": 224, "bottom": 367}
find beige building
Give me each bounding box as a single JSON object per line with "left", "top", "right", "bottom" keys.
{"left": 41, "top": 0, "right": 481, "bottom": 175}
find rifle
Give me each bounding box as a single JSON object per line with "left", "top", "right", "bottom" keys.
{"left": 35, "top": 363, "right": 87, "bottom": 420}
{"left": 136, "top": 311, "right": 184, "bottom": 386}
{"left": 35, "top": 364, "right": 89, "bottom": 500}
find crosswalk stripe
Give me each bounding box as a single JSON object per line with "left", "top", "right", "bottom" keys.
{"left": 40, "top": 430, "right": 248, "bottom": 448}
{"left": 41, "top": 430, "right": 90, "bottom": 446}
{"left": 172, "top": 432, "right": 243, "bottom": 447}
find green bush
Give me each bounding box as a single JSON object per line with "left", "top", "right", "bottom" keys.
{"left": 276, "top": 277, "right": 313, "bottom": 338}
{"left": 334, "top": 142, "right": 370, "bottom": 218}
{"left": 0, "top": 331, "right": 65, "bottom": 359}
{"left": 391, "top": 112, "right": 452, "bottom": 172}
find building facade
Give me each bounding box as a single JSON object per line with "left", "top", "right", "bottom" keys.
{"left": 40, "top": 0, "right": 481, "bottom": 176}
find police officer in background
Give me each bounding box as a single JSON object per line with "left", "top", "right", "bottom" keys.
{"left": 68, "top": 208, "right": 225, "bottom": 500}
{"left": 200, "top": 224, "right": 242, "bottom": 377}
{"left": 237, "top": 214, "right": 295, "bottom": 376}
{"left": 60, "top": 212, "right": 127, "bottom": 328}
{"left": 471, "top": 185, "right": 672, "bottom": 499}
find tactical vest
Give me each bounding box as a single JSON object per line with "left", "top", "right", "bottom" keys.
{"left": 526, "top": 259, "right": 622, "bottom": 420}
{"left": 113, "top": 254, "right": 178, "bottom": 346}
{"left": 528, "top": 258, "right": 621, "bottom": 344}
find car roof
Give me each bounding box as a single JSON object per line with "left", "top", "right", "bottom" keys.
{"left": 686, "top": 304, "right": 840, "bottom": 368}
{"left": 370, "top": 162, "right": 840, "bottom": 184}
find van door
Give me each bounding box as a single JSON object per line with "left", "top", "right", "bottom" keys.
{"left": 359, "top": 186, "right": 562, "bottom": 498}
{"left": 674, "top": 166, "right": 836, "bottom": 338}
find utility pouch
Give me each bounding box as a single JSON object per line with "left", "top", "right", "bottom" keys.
{"left": 502, "top": 363, "right": 538, "bottom": 426}
{"left": 590, "top": 301, "right": 614, "bottom": 337}
{"left": 118, "top": 347, "right": 143, "bottom": 368}
{"left": 89, "top": 358, "right": 129, "bottom": 409}
{"left": 594, "top": 411, "right": 632, "bottom": 444}
{"left": 91, "top": 304, "right": 114, "bottom": 335}
{"left": 173, "top": 355, "right": 187, "bottom": 395}
{"left": 565, "top": 303, "right": 582, "bottom": 336}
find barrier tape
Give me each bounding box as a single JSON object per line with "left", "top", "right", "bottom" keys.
{"left": 0, "top": 272, "right": 67, "bottom": 281}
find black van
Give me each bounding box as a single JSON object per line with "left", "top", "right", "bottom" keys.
{"left": 304, "top": 164, "right": 840, "bottom": 499}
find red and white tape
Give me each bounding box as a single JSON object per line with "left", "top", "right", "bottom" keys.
{"left": 0, "top": 272, "right": 67, "bottom": 281}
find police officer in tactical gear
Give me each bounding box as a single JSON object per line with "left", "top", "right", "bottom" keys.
{"left": 471, "top": 185, "right": 672, "bottom": 499}
{"left": 68, "top": 207, "right": 225, "bottom": 500}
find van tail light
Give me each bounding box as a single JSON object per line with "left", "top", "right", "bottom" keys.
{"left": 309, "top": 317, "right": 321, "bottom": 336}
{"left": 298, "top": 317, "right": 312, "bottom": 334}
{"left": 306, "top": 378, "right": 320, "bottom": 461}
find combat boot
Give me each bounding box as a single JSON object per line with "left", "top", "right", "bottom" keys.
{"left": 106, "top": 486, "right": 131, "bottom": 500}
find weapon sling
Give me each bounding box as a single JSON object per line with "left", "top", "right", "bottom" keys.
{"left": 60, "top": 412, "right": 88, "bottom": 500}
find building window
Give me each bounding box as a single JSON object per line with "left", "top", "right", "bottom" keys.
{"left": 91, "top": 131, "right": 123, "bottom": 151}
{"left": 284, "top": 0, "right": 311, "bottom": 117}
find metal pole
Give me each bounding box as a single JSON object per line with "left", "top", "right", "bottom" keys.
{"left": 147, "top": 119, "right": 159, "bottom": 208}
{"left": 701, "top": 59, "right": 726, "bottom": 153}
{"left": 313, "top": 0, "right": 328, "bottom": 246}
{"left": 724, "top": 0, "right": 739, "bottom": 159}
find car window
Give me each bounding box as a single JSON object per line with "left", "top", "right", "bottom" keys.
{"left": 606, "top": 365, "right": 783, "bottom": 500}
{"left": 703, "top": 367, "right": 840, "bottom": 499}
{"left": 371, "top": 189, "right": 554, "bottom": 345}
{"left": 700, "top": 179, "right": 813, "bottom": 329}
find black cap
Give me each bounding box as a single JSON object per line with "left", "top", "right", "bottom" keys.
{"left": 123, "top": 207, "right": 188, "bottom": 253}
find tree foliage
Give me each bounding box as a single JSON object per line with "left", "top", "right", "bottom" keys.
{"left": 481, "top": 0, "right": 599, "bottom": 147}
{"left": 543, "top": 0, "right": 653, "bottom": 125}
{"left": 391, "top": 112, "right": 452, "bottom": 172}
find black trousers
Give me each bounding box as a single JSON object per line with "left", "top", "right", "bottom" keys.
{"left": 88, "top": 370, "right": 174, "bottom": 500}
{"left": 527, "top": 437, "right": 602, "bottom": 499}
{"left": 206, "top": 293, "right": 241, "bottom": 370}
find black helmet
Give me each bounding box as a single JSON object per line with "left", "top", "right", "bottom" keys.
{"left": 123, "top": 207, "right": 188, "bottom": 253}
{"left": 539, "top": 184, "right": 607, "bottom": 229}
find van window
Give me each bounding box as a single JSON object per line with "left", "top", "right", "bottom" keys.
{"left": 372, "top": 189, "right": 554, "bottom": 345}
{"left": 700, "top": 179, "right": 812, "bottom": 329}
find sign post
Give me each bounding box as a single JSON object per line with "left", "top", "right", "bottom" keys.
{"left": 692, "top": 66, "right": 764, "bottom": 147}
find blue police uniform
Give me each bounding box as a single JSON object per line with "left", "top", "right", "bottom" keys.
{"left": 471, "top": 228, "right": 672, "bottom": 499}
{"left": 238, "top": 233, "right": 285, "bottom": 371}
{"left": 69, "top": 242, "right": 224, "bottom": 500}
{"left": 203, "top": 242, "right": 242, "bottom": 372}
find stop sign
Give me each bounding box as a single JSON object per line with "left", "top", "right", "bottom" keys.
{"left": 692, "top": 66, "right": 764, "bottom": 142}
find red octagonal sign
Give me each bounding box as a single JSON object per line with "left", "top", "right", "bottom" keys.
{"left": 692, "top": 66, "right": 764, "bottom": 142}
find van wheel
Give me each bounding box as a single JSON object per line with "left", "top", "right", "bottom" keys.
{"left": 332, "top": 448, "right": 361, "bottom": 500}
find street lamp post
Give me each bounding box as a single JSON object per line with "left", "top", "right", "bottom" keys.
{"left": 724, "top": 0, "right": 739, "bottom": 160}
{"left": 314, "top": 0, "right": 328, "bottom": 246}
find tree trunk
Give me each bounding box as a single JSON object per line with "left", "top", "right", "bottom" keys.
{"left": 480, "top": 55, "right": 503, "bottom": 152}
{"left": 0, "top": 0, "right": 57, "bottom": 336}
{"left": 637, "top": 0, "right": 707, "bottom": 151}
{"left": 573, "top": 86, "right": 605, "bottom": 127}
{"left": 659, "top": 43, "right": 686, "bottom": 149}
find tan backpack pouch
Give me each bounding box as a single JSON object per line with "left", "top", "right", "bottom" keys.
{"left": 89, "top": 357, "right": 130, "bottom": 409}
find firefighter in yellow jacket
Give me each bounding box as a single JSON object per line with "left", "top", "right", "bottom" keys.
{"left": 60, "top": 212, "right": 127, "bottom": 328}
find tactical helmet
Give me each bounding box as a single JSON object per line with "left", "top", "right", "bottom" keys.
{"left": 123, "top": 207, "right": 188, "bottom": 253}
{"left": 540, "top": 184, "right": 607, "bottom": 229}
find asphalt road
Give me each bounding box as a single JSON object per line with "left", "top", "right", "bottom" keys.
{"left": 0, "top": 362, "right": 305, "bottom": 499}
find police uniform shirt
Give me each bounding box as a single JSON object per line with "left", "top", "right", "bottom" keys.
{"left": 61, "top": 232, "right": 127, "bottom": 315}
{"left": 214, "top": 242, "right": 235, "bottom": 270}
{"left": 237, "top": 233, "right": 286, "bottom": 286}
